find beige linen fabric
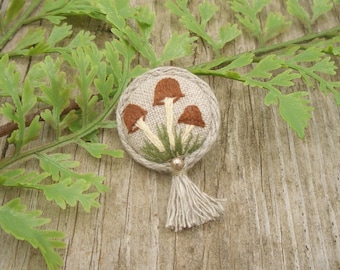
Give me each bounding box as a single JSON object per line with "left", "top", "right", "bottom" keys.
{"left": 116, "top": 66, "right": 220, "bottom": 173}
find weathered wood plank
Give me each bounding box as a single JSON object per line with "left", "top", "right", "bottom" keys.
{"left": 0, "top": 0, "right": 339, "bottom": 269}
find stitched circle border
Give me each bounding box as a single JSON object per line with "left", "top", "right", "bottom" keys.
{"left": 116, "top": 66, "right": 220, "bottom": 173}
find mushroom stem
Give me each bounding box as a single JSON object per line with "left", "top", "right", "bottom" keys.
{"left": 136, "top": 118, "right": 165, "bottom": 152}
{"left": 163, "top": 97, "right": 176, "bottom": 149}
{"left": 181, "top": 124, "right": 195, "bottom": 144}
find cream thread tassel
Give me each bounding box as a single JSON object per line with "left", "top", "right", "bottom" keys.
{"left": 166, "top": 158, "right": 225, "bottom": 232}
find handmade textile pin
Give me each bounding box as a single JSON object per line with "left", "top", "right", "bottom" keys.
{"left": 116, "top": 66, "right": 224, "bottom": 231}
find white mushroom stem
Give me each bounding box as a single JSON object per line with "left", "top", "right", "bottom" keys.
{"left": 136, "top": 117, "right": 165, "bottom": 152}
{"left": 163, "top": 97, "right": 176, "bottom": 149}
{"left": 181, "top": 124, "right": 195, "bottom": 144}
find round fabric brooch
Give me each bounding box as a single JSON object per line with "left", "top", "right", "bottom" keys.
{"left": 116, "top": 66, "right": 224, "bottom": 231}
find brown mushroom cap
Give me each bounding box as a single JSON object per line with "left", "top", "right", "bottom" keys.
{"left": 123, "top": 104, "right": 147, "bottom": 134}
{"left": 178, "top": 105, "right": 205, "bottom": 127}
{"left": 153, "top": 78, "right": 185, "bottom": 106}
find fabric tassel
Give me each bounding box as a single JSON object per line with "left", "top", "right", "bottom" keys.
{"left": 166, "top": 172, "right": 224, "bottom": 232}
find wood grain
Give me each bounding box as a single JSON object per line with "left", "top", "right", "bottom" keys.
{"left": 0, "top": 0, "right": 339, "bottom": 269}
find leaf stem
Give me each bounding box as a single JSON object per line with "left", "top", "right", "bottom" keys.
{"left": 0, "top": 0, "right": 43, "bottom": 50}
{"left": 9, "top": 100, "right": 24, "bottom": 156}
{"left": 0, "top": 99, "right": 80, "bottom": 138}
{"left": 0, "top": 79, "right": 127, "bottom": 171}
{"left": 288, "top": 62, "right": 339, "bottom": 97}
{"left": 189, "top": 24, "right": 340, "bottom": 72}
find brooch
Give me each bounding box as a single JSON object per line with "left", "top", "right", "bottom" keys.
{"left": 116, "top": 66, "right": 224, "bottom": 231}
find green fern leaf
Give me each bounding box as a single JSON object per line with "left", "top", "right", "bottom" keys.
{"left": 0, "top": 199, "right": 65, "bottom": 270}
{"left": 123, "top": 26, "right": 157, "bottom": 66}
{"left": 278, "top": 92, "right": 314, "bottom": 138}
{"left": 46, "top": 23, "right": 72, "bottom": 46}
{"left": 0, "top": 55, "right": 20, "bottom": 98}
{"left": 284, "top": 47, "right": 340, "bottom": 100}
{"left": 287, "top": 0, "right": 311, "bottom": 31}
{"left": 37, "top": 153, "right": 80, "bottom": 181}
{"left": 0, "top": 55, "right": 40, "bottom": 150}
{"left": 333, "top": 89, "right": 340, "bottom": 105}
{"left": 37, "top": 153, "right": 108, "bottom": 193}
{"left": 158, "top": 32, "right": 197, "bottom": 65}
{"left": 22, "top": 116, "right": 42, "bottom": 145}
{"left": 244, "top": 62, "right": 312, "bottom": 138}
{"left": 63, "top": 30, "right": 95, "bottom": 51}
{"left": 0, "top": 168, "right": 50, "bottom": 187}
{"left": 253, "top": 0, "right": 271, "bottom": 13}
{"left": 246, "top": 55, "right": 282, "bottom": 79}
{"left": 135, "top": 5, "right": 155, "bottom": 39}
{"left": 223, "top": 53, "right": 254, "bottom": 70}
{"left": 95, "top": 0, "right": 126, "bottom": 30}
{"left": 229, "top": 0, "right": 269, "bottom": 43}
{"left": 103, "top": 41, "right": 123, "bottom": 89}
{"left": 38, "top": 56, "right": 70, "bottom": 109}
{"left": 198, "top": 1, "right": 219, "bottom": 27}
{"left": 10, "top": 28, "right": 45, "bottom": 56}
{"left": 42, "top": 178, "right": 99, "bottom": 211}
{"left": 288, "top": 47, "right": 323, "bottom": 62}
{"left": 312, "top": 57, "right": 337, "bottom": 75}
{"left": 21, "top": 80, "right": 37, "bottom": 114}
{"left": 312, "top": 0, "right": 333, "bottom": 23}
{"left": 77, "top": 140, "right": 124, "bottom": 158}
{"left": 38, "top": 0, "right": 101, "bottom": 23}
{"left": 268, "top": 70, "right": 301, "bottom": 87}
{"left": 4, "top": 0, "right": 25, "bottom": 25}
{"left": 64, "top": 46, "right": 101, "bottom": 129}
{"left": 166, "top": 0, "right": 239, "bottom": 54}
{"left": 264, "top": 91, "right": 278, "bottom": 106}
{"left": 0, "top": 102, "right": 16, "bottom": 122}
{"left": 217, "top": 23, "right": 241, "bottom": 49}
{"left": 263, "top": 12, "right": 291, "bottom": 43}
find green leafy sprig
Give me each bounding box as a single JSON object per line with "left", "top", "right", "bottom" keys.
{"left": 165, "top": 0, "right": 241, "bottom": 55}
{"left": 0, "top": 198, "right": 65, "bottom": 270}
{"left": 287, "top": 0, "right": 333, "bottom": 33}
{"left": 0, "top": 0, "right": 101, "bottom": 51}
{"left": 0, "top": 1, "right": 197, "bottom": 268}
{"left": 181, "top": 0, "right": 340, "bottom": 137}
{"left": 95, "top": 0, "right": 197, "bottom": 67}
{"left": 0, "top": 42, "right": 130, "bottom": 269}
{"left": 229, "top": 0, "right": 291, "bottom": 46}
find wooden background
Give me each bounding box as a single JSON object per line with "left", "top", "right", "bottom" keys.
{"left": 0, "top": 0, "right": 339, "bottom": 269}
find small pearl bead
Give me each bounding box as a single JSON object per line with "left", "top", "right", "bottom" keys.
{"left": 171, "top": 157, "right": 185, "bottom": 171}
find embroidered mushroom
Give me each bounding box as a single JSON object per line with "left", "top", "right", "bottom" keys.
{"left": 153, "top": 78, "right": 185, "bottom": 149}
{"left": 123, "top": 104, "right": 165, "bottom": 152}
{"left": 178, "top": 105, "right": 205, "bottom": 144}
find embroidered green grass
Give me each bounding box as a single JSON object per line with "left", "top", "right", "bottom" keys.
{"left": 141, "top": 124, "right": 205, "bottom": 163}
